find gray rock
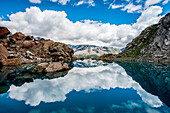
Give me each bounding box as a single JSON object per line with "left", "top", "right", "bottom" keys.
{"left": 118, "top": 13, "right": 170, "bottom": 63}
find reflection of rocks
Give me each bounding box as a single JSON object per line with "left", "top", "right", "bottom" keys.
{"left": 0, "top": 83, "right": 10, "bottom": 94}
{"left": 0, "top": 63, "right": 73, "bottom": 94}
{"left": 116, "top": 61, "right": 170, "bottom": 107}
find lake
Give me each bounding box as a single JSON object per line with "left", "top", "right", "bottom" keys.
{"left": 0, "top": 60, "right": 169, "bottom": 113}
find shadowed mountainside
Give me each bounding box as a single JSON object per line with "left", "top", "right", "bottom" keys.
{"left": 117, "top": 13, "right": 170, "bottom": 63}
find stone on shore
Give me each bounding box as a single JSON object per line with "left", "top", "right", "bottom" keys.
{"left": 0, "top": 44, "right": 10, "bottom": 60}
{"left": 33, "top": 62, "right": 69, "bottom": 73}
{"left": 1, "top": 58, "right": 22, "bottom": 66}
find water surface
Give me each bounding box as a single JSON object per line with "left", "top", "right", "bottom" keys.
{"left": 0, "top": 60, "right": 169, "bottom": 113}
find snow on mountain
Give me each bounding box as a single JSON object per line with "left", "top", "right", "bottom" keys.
{"left": 68, "top": 44, "right": 121, "bottom": 58}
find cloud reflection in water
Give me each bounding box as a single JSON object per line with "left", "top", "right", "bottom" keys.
{"left": 9, "top": 60, "right": 162, "bottom": 107}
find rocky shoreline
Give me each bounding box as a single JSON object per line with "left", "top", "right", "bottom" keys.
{"left": 0, "top": 27, "right": 74, "bottom": 73}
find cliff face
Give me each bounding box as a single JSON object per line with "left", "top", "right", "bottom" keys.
{"left": 118, "top": 13, "right": 170, "bottom": 63}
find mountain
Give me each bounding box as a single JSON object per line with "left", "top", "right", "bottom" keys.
{"left": 117, "top": 13, "right": 170, "bottom": 63}
{"left": 68, "top": 44, "right": 121, "bottom": 58}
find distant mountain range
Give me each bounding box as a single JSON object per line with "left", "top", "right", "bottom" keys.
{"left": 68, "top": 44, "right": 121, "bottom": 58}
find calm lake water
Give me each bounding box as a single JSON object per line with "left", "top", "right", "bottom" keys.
{"left": 0, "top": 60, "right": 169, "bottom": 113}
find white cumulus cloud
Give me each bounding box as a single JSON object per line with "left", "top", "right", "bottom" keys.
{"left": 145, "top": 0, "right": 163, "bottom": 8}
{"left": 29, "top": 0, "right": 41, "bottom": 4}
{"left": 50, "top": 0, "right": 71, "bottom": 5}
{"left": 0, "top": 6, "right": 163, "bottom": 48}
{"left": 76, "top": 0, "right": 95, "bottom": 6}
{"left": 121, "top": 3, "right": 142, "bottom": 13}
{"left": 162, "top": 0, "right": 170, "bottom": 4}
{"left": 109, "top": 4, "right": 124, "bottom": 9}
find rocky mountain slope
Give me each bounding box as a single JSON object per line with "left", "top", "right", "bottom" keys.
{"left": 0, "top": 27, "right": 74, "bottom": 66}
{"left": 117, "top": 13, "right": 170, "bottom": 63}
{"left": 68, "top": 44, "right": 121, "bottom": 58}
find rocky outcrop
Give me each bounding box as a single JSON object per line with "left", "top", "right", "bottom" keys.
{"left": 49, "top": 42, "right": 74, "bottom": 61}
{"left": 117, "top": 13, "right": 170, "bottom": 63}
{"left": 33, "top": 62, "right": 69, "bottom": 73}
{"left": 0, "top": 27, "right": 10, "bottom": 38}
{"left": 0, "top": 26, "right": 75, "bottom": 66}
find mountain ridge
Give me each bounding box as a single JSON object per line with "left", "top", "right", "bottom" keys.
{"left": 117, "top": 13, "right": 170, "bottom": 63}
{"left": 68, "top": 44, "right": 121, "bottom": 58}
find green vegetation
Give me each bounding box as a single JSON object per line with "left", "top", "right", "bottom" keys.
{"left": 132, "top": 24, "right": 158, "bottom": 56}
{"left": 119, "top": 24, "right": 158, "bottom": 58}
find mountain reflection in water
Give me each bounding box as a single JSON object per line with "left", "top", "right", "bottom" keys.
{"left": 0, "top": 60, "right": 169, "bottom": 113}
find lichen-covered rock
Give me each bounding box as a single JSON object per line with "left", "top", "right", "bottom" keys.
{"left": 117, "top": 13, "right": 170, "bottom": 63}
{"left": 0, "top": 27, "right": 10, "bottom": 38}
{"left": 12, "top": 32, "right": 25, "bottom": 40}
{"left": 32, "top": 63, "right": 49, "bottom": 73}
{"left": 22, "top": 41, "right": 35, "bottom": 48}
{"left": 1, "top": 58, "right": 22, "bottom": 65}
{"left": 0, "top": 44, "right": 10, "bottom": 60}
{"left": 33, "top": 62, "right": 70, "bottom": 73}
{"left": 49, "top": 42, "right": 74, "bottom": 61}
{"left": 45, "top": 62, "right": 63, "bottom": 73}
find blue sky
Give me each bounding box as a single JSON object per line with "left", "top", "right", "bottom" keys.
{"left": 1, "top": 0, "right": 169, "bottom": 24}
{"left": 0, "top": 0, "right": 169, "bottom": 48}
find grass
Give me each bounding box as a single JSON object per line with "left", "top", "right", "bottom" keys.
{"left": 119, "top": 24, "right": 158, "bottom": 58}
{"left": 132, "top": 24, "right": 158, "bottom": 56}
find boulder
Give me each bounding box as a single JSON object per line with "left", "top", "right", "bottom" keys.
{"left": 22, "top": 41, "right": 35, "bottom": 48}
{"left": 22, "top": 58, "right": 34, "bottom": 64}
{"left": 0, "top": 27, "right": 10, "bottom": 38}
{"left": 12, "top": 32, "right": 25, "bottom": 40}
{"left": 63, "top": 63, "right": 69, "bottom": 70}
{"left": 45, "top": 62, "right": 63, "bottom": 73}
{"left": 0, "top": 44, "right": 10, "bottom": 60}
{"left": 33, "top": 63, "right": 49, "bottom": 73}
{"left": 33, "top": 62, "right": 70, "bottom": 73}
{"left": 1, "top": 58, "right": 22, "bottom": 65}
{"left": 25, "top": 35, "right": 33, "bottom": 40}
{"left": 0, "top": 39, "right": 10, "bottom": 47}
{"left": 49, "top": 42, "right": 74, "bottom": 61}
